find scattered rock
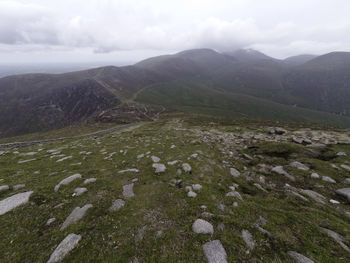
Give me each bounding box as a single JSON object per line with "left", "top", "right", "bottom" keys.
{"left": 310, "top": 173, "right": 320, "bottom": 179}
{"left": 18, "top": 158, "right": 36, "bottom": 164}
{"left": 187, "top": 191, "right": 197, "bottom": 198}
{"left": 0, "top": 185, "right": 9, "bottom": 193}
{"left": 336, "top": 152, "right": 347, "bottom": 156}
{"left": 73, "top": 188, "right": 87, "bottom": 196}
{"left": 47, "top": 233, "right": 81, "bottom": 263}
{"left": 54, "top": 174, "right": 82, "bottom": 192}
{"left": 242, "top": 230, "right": 255, "bottom": 251}
{"left": 341, "top": 164, "right": 350, "bottom": 171}
{"left": 272, "top": 166, "right": 295, "bottom": 181}
{"left": 0, "top": 191, "right": 33, "bottom": 216}
{"left": 192, "top": 219, "right": 214, "bottom": 234}
{"left": 322, "top": 176, "right": 336, "bottom": 183}
{"left": 201, "top": 212, "right": 214, "bottom": 218}
{"left": 192, "top": 184, "right": 202, "bottom": 191}
{"left": 56, "top": 156, "right": 72, "bottom": 163}
{"left": 254, "top": 183, "right": 267, "bottom": 192}
{"left": 109, "top": 199, "right": 125, "bottom": 211}
{"left": 60, "top": 204, "right": 93, "bottom": 230}
{"left": 287, "top": 251, "right": 314, "bottom": 263}
{"left": 230, "top": 167, "right": 240, "bottom": 177}
{"left": 13, "top": 184, "right": 25, "bottom": 190}
{"left": 300, "top": 189, "right": 326, "bottom": 204}
{"left": 226, "top": 191, "right": 243, "bottom": 201}
{"left": 320, "top": 227, "right": 350, "bottom": 252}
{"left": 330, "top": 199, "right": 340, "bottom": 204}
{"left": 151, "top": 156, "right": 160, "bottom": 162}
{"left": 118, "top": 168, "right": 139, "bottom": 173}
{"left": 344, "top": 178, "right": 350, "bottom": 184}
{"left": 335, "top": 188, "right": 350, "bottom": 202}
{"left": 122, "top": 183, "right": 135, "bottom": 198}
{"left": 203, "top": 240, "right": 227, "bottom": 263}
{"left": 290, "top": 161, "right": 309, "bottom": 171}
{"left": 46, "top": 218, "right": 56, "bottom": 226}
{"left": 182, "top": 163, "right": 192, "bottom": 173}
{"left": 286, "top": 190, "right": 308, "bottom": 202}
{"left": 152, "top": 163, "right": 166, "bottom": 173}
{"left": 83, "top": 178, "right": 96, "bottom": 184}
{"left": 167, "top": 160, "right": 179, "bottom": 165}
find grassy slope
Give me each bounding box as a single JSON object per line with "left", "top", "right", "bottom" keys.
{"left": 0, "top": 117, "right": 349, "bottom": 262}
{"left": 135, "top": 80, "right": 350, "bottom": 128}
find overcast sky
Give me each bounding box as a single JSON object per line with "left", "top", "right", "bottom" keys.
{"left": 1, "top": 0, "right": 350, "bottom": 64}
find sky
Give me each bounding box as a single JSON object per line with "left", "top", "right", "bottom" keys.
{"left": 1, "top": 0, "right": 350, "bottom": 64}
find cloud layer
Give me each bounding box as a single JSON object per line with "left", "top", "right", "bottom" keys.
{"left": 1, "top": 0, "right": 350, "bottom": 62}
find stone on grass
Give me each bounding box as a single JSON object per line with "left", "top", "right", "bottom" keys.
{"left": 340, "top": 164, "right": 350, "bottom": 171}
{"left": 46, "top": 218, "right": 56, "bottom": 226}
{"left": 167, "top": 160, "right": 178, "bottom": 165}
{"left": 290, "top": 161, "right": 309, "bottom": 171}
{"left": 310, "top": 173, "right": 320, "bottom": 179}
{"left": 320, "top": 227, "right": 350, "bottom": 252}
{"left": 13, "top": 184, "right": 25, "bottom": 190}
{"left": 54, "top": 174, "right": 82, "bottom": 192}
{"left": 122, "top": 183, "right": 135, "bottom": 198}
{"left": 83, "top": 178, "right": 96, "bottom": 184}
{"left": 0, "top": 191, "right": 33, "bottom": 216}
{"left": 73, "top": 188, "right": 87, "bottom": 196}
{"left": 336, "top": 152, "right": 347, "bottom": 156}
{"left": 330, "top": 199, "right": 340, "bottom": 204}
{"left": 192, "top": 184, "right": 202, "bottom": 191}
{"left": 300, "top": 189, "right": 326, "bottom": 204}
{"left": 344, "top": 178, "right": 350, "bottom": 184}
{"left": 0, "top": 185, "right": 9, "bottom": 192}
{"left": 230, "top": 167, "right": 240, "bottom": 177}
{"left": 286, "top": 190, "right": 308, "bottom": 202}
{"left": 335, "top": 188, "right": 350, "bottom": 202}
{"left": 152, "top": 163, "right": 166, "bottom": 173}
{"left": 192, "top": 219, "right": 214, "bottom": 234}
{"left": 287, "top": 251, "right": 314, "bottom": 263}
{"left": 203, "top": 240, "right": 227, "bottom": 263}
{"left": 47, "top": 233, "right": 81, "bottom": 263}
{"left": 188, "top": 191, "right": 197, "bottom": 198}
{"left": 182, "top": 163, "right": 192, "bottom": 173}
{"left": 322, "top": 176, "right": 336, "bottom": 183}
{"left": 254, "top": 183, "right": 267, "bottom": 192}
{"left": 118, "top": 168, "right": 139, "bottom": 173}
{"left": 151, "top": 156, "right": 160, "bottom": 162}
{"left": 60, "top": 204, "right": 93, "bottom": 230}
{"left": 56, "top": 156, "right": 72, "bottom": 163}
{"left": 242, "top": 230, "right": 255, "bottom": 251}
{"left": 226, "top": 191, "right": 243, "bottom": 201}
{"left": 18, "top": 158, "right": 36, "bottom": 164}
{"left": 272, "top": 166, "right": 295, "bottom": 181}
{"left": 109, "top": 199, "right": 125, "bottom": 211}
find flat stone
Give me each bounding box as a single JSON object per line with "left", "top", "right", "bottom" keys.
{"left": 109, "top": 199, "right": 125, "bottom": 211}
{"left": 0, "top": 191, "right": 33, "bottom": 215}
{"left": 192, "top": 219, "right": 214, "bottom": 234}
{"left": 118, "top": 168, "right": 139, "bottom": 173}
{"left": 287, "top": 251, "right": 314, "bottom": 263}
{"left": 46, "top": 218, "right": 56, "bottom": 226}
{"left": 182, "top": 163, "right": 192, "bottom": 173}
{"left": 226, "top": 191, "right": 243, "bottom": 201}
{"left": 300, "top": 189, "right": 326, "bottom": 204}
{"left": 152, "top": 163, "right": 166, "bottom": 173}
{"left": 340, "top": 164, "right": 350, "bottom": 171}
{"left": 56, "top": 156, "right": 72, "bottom": 162}
{"left": 54, "top": 174, "right": 82, "bottom": 192}
{"left": 286, "top": 190, "right": 308, "bottom": 202}
{"left": 230, "top": 167, "right": 240, "bottom": 177}
{"left": 335, "top": 188, "right": 350, "bottom": 202}
{"left": 0, "top": 185, "right": 9, "bottom": 192}
{"left": 203, "top": 240, "right": 227, "bottom": 263}
{"left": 290, "top": 161, "right": 309, "bottom": 171}
{"left": 151, "top": 156, "right": 160, "bottom": 162}
{"left": 192, "top": 184, "right": 202, "bottom": 191}
{"left": 310, "top": 173, "right": 320, "bottom": 179}
{"left": 242, "top": 229, "right": 255, "bottom": 251}
{"left": 47, "top": 233, "right": 81, "bottom": 263}
{"left": 13, "top": 184, "right": 25, "bottom": 190}
{"left": 322, "top": 176, "right": 336, "bottom": 183}
{"left": 122, "top": 183, "right": 135, "bottom": 198}
{"left": 60, "top": 204, "right": 93, "bottom": 230}
{"left": 320, "top": 227, "right": 350, "bottom": 252}
{"left": 18, "top": 158, "right": 36, "bottom": 164}
{"left": 167, "top": 160, "right": 179, "bottom": 165}
{"left": 254, "top": 183, "right": 267, "bottom": 192}
{"left": 73, "top": 188, "right": 87, "bottom": 196}
{"left": 83, "top": 178, "right": 96, "bottom": 184}
{"left": 272, "top": 166, "right": 295, "bottom": 181}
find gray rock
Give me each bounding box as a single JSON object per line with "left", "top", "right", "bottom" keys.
{"left": 256, "top": 225, "right": 271, "bottom": 236}
{"left": 201, "top": 212, "right": 214, "bottom": 218}
{"left": 335, "top": 188, "right": 350, "bottom": 202}
{"left": 192, "top": 219, "right": 214, "bottom": 234}
{"left": 152, "top": 163, "right": 166, "bottom": 173}
{"left": 18, "top": 158, "right": 36, "bottom": 164}
{"left": 272, "top": 166, "right": 295, "bottom": 181}
{"left": 226, "top": 191, "right": 243, "bottom": 201}
{"left": 341, "top": 164, "right": 350, "bottom": 171}
{"left": 123, "top": 183, "right": 135, "bottom": 198}
{"left": 192, "top": 184, "right": 202, "bottom": 191}
{"left": 109, "top": 199, "right": 125, "bottom": 211}
{"left": 286, "top": 190, "right": 308, "bottom": 202}
{"left": 344, "top": 178, "right": 350, "bottom": 184}
{"left": 13, "top": 184, "right": 25, "bottom": 190}
{"left": 0, "top": 191, "right": 33, "bottom": 215}
{"left": 54, "top": 174, "right": 82, "bottom": 192}
{"left": 320, "top": 227, "right": 350, "bottom": 252}
{"left": 118, "top": 168, "right": 139, "bottom": 173}
{"left": 0, "top": 185, "right": 9, "bottom": 192}
{"left": 242, "top": 229, "right": 255, "bottom": 251}
{"left": 336, "top": 152, "right": 347, "bottom": 156}
{"left": 300, "top": 189, "right": 326, "bottom": 204}
{"left": 322, "top": 176, "right": 336, "bottom": 183}
{"left": 83, "top": 178, "right": 96, "bottom": 184}
{"left": 73, "top": 188, "right": 87, "bottom": 196}
{"left": 151, "top": 156, "right": 160, "bottom": 162}
{"left": 188, "top": 191, "right": 197, "bottom": 198}
{"left": 56, "top": 156, "right": 72, "bottom": 163}
{"left": 203, "top": 240, "right": 227, "bottom": 263}
{"left": 254, "top": 183, "right": 268, "bottom": 192}
{"left": 60, "top": 204, "right": 93, "bottom": 230}
{"left": 47, "top": 233, "right": 81, "bottom": 263}
{"left": 287, "top": 251, "right": 314, "bottom": 263}
{"left": 182, "top": 163, "right": 192, "bottom": 173}
{"left": 230, "top": 167, "right": 240, "bottom": 177}
{"left": 46, "top": 218, "right": 56, "bottom": 226}
{"left": 290, "top": 161, "right": 309, "bottom": 171}
{"left": 310, "top": 173, "right": 320, "bottom": 179}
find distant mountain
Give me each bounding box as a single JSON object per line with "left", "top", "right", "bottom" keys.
{"left": 283, "top": 54, "right": 318, "bottom": 67}
{"left": 1, "top": 48, "right": 350, "bottom": 137}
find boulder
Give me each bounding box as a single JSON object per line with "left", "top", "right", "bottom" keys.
{"left": 122, "top": 183, "right": 135, "bottom": 198}
{"left": 230, "top": 168, "right": 240, "bottom": 177}
{"left": 272, "top": 166, "right": 295, "bottom": 181}
{"left": 54, "top": 174, "right": 82, "bottom": 192}
{"left": 290, "top": 161, "right": 309, "bottom": 171}
{"left": 152, "top": 163, "right": 166, "bottom": 173}
{"left": 60, "top": 204, "right": 93, "bottom": 230}
{"left": 0, "top": 191, "right": 33, "bottom": 216}
{"left": 242, "top": 230, "right": 255, "bottom": 251}
{"left": 109, "top": 199, "right": 125, "bottom": 211}
{"left": 335, "top": 188, "right": 350, "bottom": 202}
{"left": 300, "top": 189, "right": 326, "bottom": 204}
{"left": 47, "top": 233, "right": 81, "bottom": 263}
{"left": 203, "top": 240, "right": 227, "bottom": 263}
{"left": 192, "top": 219, "right": 214, "bottom": 234}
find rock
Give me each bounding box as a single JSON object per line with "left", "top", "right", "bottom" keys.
{"left": 60, "top": 204, "right": 93, "bottom": 230}
{"left": 109, "top": 199, "right": 125, "bottom": 211}
{"left": 118, "top": 168, "right": 139, "bottom": 173}
{"left": 200, "top": 205, "right": 207, "bottom": 210}
{"left": 269, "top": 127, "right": 287, "bottom": 135}
{"left": 13, "top": 184, "right": 25, "bottom": 190}
{"left": 187, "top": 191, "right": 197, "bottom": 198}
{"left": 320, "top": 227, "right": 350, "bottom": 252}
{"left": 341, "top": 164, "right": 350, "bottom": 171}
{"left": 310, "top": 173, "right": 320, "bottom": 179}
{"left": 233, "top": 202, "right": 238, "bottom": 207}
{"left": 192, "top": 184, "right": 202, "bottom": 191}
{"left": 123, "top": 183, "right": 135, "bottom": 198}
{"left": 151, "top": 156, "right": 160, "bottom": 162}
{"left": 292, "top": 136, "right": 312, "bottom": 145}
{"left": 185, "top": 186, "right": 192, "bottom": 192}
{"left": 230, "top": 167, "right": 240, "bottom": 177}
{"left": 286, "top": 190, "right": 308, "bottom": 202}
{"left": 290, "top": 161, "right": 309, "bottom": 171}
{"left": 0, "top": 191, "right": 33, "bottom": 215}
{"left": 256, "top": 225, "right": 271, "bottom": 236}
{"left": 182, "top": 163, "right": 192, "bottom": 173}
{"left": 203, "top": 240, "right": 227, "bottom": 263}
{"left": 218, "top": 203, "right": 225, "bottom": 212}
{"left": 167, "top": 160, "right": 178, "bottom": 165}
{"left": 335, "top": 188, "right": 350, "bottom": 202}
{"left": 330, "top": 199, "right": 340, "bottom": 204}
{"left": 253, "top": 183, "right": 267, "bottom": 192}
{"left": 73, "top": 188, "right": 87, "bottom": 196}
{"left": 300, "top": 189, "right": 326, "bottom": 204}
{"left": 322, "top": 176, "right": 336, "bottom": 183}
{"left": 132, "top": 178, "right": 138, "bottom": 183}
{"left": 0, "top": 185, "right": 9, "bottom": 192}
{"left": 336, "top": 152, "right": 347, "bottom": 156}
{"left": 344, "top": 178, "right": 350, "bottom": 184}
{"left": 226, "top": 191, "right": 243, "bottom": 201}
{"left": 287, "top": 251, "right": 314, "bottom": 263}
{"left": 54, "top": 174, "right": 82, "bottom": 192}
{"left": 152, "top": 163, "right": 166, "bottom": 173}
{"left": 272, "top": 166, "right": 295, "bottom": 181}
{"left": 83, "top": 178, "right": 96, "bottom": 184}
{"left": 56, "top": 156, "right": 72, "bottom": 162}
{"left": 201, "top": 212, "right": 214, "bottom": 218}
{"left": 46, "top": 218, "right": 56, "bottom": 226}
{"left": 47, "top": 233, "right": 81, "bottom": 263}
{"left": 18, "top": 158, "right": 36, "bottom": 164}
{"left": 192, "top": 219, "right": 214, "bottom": 234}
{"left": 242, "top": 230, "right": 255, "bottom": 251}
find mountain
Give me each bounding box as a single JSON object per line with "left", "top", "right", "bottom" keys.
{"left": 283, "top": 54, "right": 318, "bottom": 67}
{"left": 1, "top": 49, "right": 350, "bottom": 137}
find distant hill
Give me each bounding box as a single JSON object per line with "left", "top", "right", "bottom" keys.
{"left": 283, "top": 54, "right": 318, "bottom": 66}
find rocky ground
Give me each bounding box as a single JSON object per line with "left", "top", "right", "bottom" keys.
{"left": 0, "top": 115, "right": 349, "bottom": 262}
